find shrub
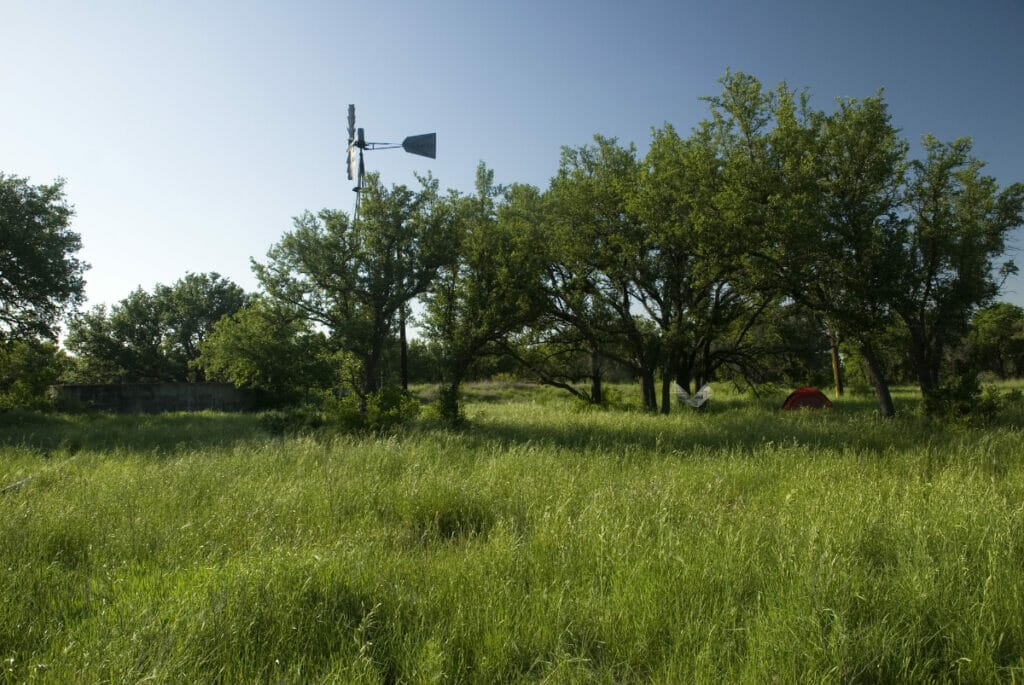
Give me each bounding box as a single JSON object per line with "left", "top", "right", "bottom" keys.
{"left": 365, "top": 385, "right": 420, "bottom": 431}
{"left": 922, "top": 371, "right": 1001, "bottom": 421}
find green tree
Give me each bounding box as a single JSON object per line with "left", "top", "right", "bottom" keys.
{"left": 65, "top": 290, "right": 168, "bottom": 382}
{"left": 0, "top": 339, "right": 67, "bottom": 410}
{"left": 194, "top": 298, "right": 331, "bottom": 406}
{"left": 64, "top": 273, "right": 246, "bottom": 382}
{"left": 895, "top": 136, "right": 1024, "bottom": 398}
{"left": 422, "top": 165, "right": 549, "bottom": 422}
{"left": 155, "top": 272, "right": 250, "bottom": 377}
{"left": 967, "top": 302, "right": 1024, "bottom": 379}
{"left": 253, "top": 173, "right": 452, "bottom": 408}
{"left": 717, "top": 72, "right": 907, "bottom": 416}
{"left": 543, "top": 137, "right": 659, "bottom": 409}
{"left": 632, "top": 121, "right": 777, "bottom": 411}
{"left": 0, "top": 174, "right": 87, "bottom": 342}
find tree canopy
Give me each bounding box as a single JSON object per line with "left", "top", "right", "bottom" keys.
{"left": 0, "top": 174, "right": 87, "bottom": 342}
{"left": 64, "top": 272, "right": 247, "bottom": 383}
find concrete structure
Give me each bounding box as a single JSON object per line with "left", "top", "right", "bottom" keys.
{"left": 51, "top": 383, "right": 252, "bottom": 414}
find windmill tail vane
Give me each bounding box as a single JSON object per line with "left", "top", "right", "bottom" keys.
{"left": 346, "top": 104, "right": 436, "bottom": 195}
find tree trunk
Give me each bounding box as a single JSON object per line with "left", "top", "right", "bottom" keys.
{"left": 640, "top": 368, "right": 657, "bottom": 412}
{"left": 828, "top": 330, "right": 844, "bottom": 399}
{"left": 905, "top": 322, "right": 941, "bottom": 398}
{"left": 859, "top": 340, "right": 895, "bottom": 417}
{"left": 439, "top": 377, "right": 463, "bottom": 425}
{"left": 660, "top": 374, "right": 672, "bottom": 415}
{"left": 399, "top": 304, "right": 409, "bottom": 391}
{"left": 589, "top": 352, "right": 603, "bottom": 405}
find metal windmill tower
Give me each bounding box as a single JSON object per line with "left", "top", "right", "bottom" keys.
{"left": 345, "top": 105, "right": 436, "bottom": 388}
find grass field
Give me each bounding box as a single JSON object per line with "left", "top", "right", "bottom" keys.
{"left": 2, "top": 383, "right": 1024, "bottom": 683}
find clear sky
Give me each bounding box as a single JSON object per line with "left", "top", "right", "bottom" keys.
{"left": 3, "top": 0, "right": 1023, "bottom": 314}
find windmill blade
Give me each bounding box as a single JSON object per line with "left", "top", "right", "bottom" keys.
{"left": 402, "top": 133, "right": 436, "bottom": 159}
{"left": 347, "top": 143, "right": 358, "bottom": 181}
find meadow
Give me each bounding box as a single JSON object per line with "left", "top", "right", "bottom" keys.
{"left": 2, "top": 383, "right": 1024, "bottom": 683}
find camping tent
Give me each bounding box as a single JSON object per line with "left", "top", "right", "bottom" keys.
{"left": 782, "top": 387, "right": 833, "bottom": 410}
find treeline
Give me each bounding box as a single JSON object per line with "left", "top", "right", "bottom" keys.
{"left": 2, "top": 72, "right": 1023, "bottom": 419}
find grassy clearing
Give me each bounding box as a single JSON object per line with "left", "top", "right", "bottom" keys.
{"left": 2, "top": 385, "right": 1024, "bottom": 682}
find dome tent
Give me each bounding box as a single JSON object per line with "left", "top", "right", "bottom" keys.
{"left": 782, "top": 387, "right": 833, "bottom": 410}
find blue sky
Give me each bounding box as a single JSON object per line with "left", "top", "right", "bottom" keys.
{"left": 3, "top": 0, "right": 1023, "bottom": 313}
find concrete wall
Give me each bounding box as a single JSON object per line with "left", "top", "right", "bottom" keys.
{"left": 51, "top": 383, "right": 252, "bottom": 414}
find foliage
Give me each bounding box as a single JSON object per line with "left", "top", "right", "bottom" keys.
{"left": 895, "top": 137, "right": 1024, "bottom": 396}
{"left": 920, "top": 369, "right": 1002, "bottom": 421}
{"left": 967, "top": 302, "right": 1024, "bottom": 378}
{"left": 422, "top": 165, "right": 550, "bottom": 422}
{"left": 0, "top": 339, "right": 66, "bottom": 410}
{"left": 541, "top": 136, "right": 646, "bottom": 407}
{"left": 253, "top": 173, "right": 454, "bottom": 405}
{"left": 194, "top": 298, "right": 331, "bottom": 407}
{"left": 64, "top": 273, "right": 247, "bottom": 383}
{"left": 0, "top": 174, "right": 87, "bottom": 342}
{"left": 365, "top": 384, "right": 421, "bottom": 431}
{"left": 633, "top": 117, "right": 773, "bottom": 408}
{"left": 260, "top": 385, "right": 421, "bottom": 435}
{"left": 724, "top": 75, "right": 908, "bottom": 416}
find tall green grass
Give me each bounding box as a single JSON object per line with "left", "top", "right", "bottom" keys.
{"left": 2, "top": 386, "right": 1023, "bottom": 682}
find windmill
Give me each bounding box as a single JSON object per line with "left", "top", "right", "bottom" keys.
{"left": 345, "top": 104, "right": 436, "bottom": 389}
{"left": 347, "top": 104, "right": 436, "bottom": 197}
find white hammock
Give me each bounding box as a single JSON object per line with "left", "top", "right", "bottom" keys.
{"left": 675, "top": 383, "right": 712, "bottom": 409}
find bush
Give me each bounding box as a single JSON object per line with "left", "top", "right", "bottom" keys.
{"left": 260, "top": 386, "right": 421, "bottom": 436}
{"left": 365, "top": 385, "right": 420, "bottom": 431}
{"left": 434, "top": 385, "right": 465, "bottom": 427}
{"left": 922, "top": 371, "right": 1001, "bottom": 421}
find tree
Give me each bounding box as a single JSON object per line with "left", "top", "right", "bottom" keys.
{"left": 631, "top": 121, "right": 776, "bottom": 411}
{"left": 65, "top": 290, "right": 169, "bottom": 382}
{"left": 895, "top": 136, "right": 1024, "bottom": 398}
{"left": 0, "top": 338, "right": 67, "bottom": 410}
{"left": 64, "top": 273, "right": 247, "bottom": 382}
{"left": 155, "top": 272, "right": 250, "bottom": 376}
{"left": 715, "top": 73, "right": 907, "bottom": 416}
{"left": 794, "top": 91, "right": 908, "bottom": 416}
{"left": 194, "top": 298, "right": 331, "bottom": 406}
{"left": 543, "top": 137, "right": 660, "bottom": 409}
{"left": 422, "top": 165, "right": 549, "bottom": 422}
{"left": 0, "top": 174, "right": 87, "bottom": 342}
{"left": 253, "top": 173, "right": 453, "bottom": 408}
{"left": 967, "top": 302, "right": 1024, "bottom": 379}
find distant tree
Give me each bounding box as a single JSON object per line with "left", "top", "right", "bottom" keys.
{"left": 194, "top": 298, "right": 331, "bottom": 406}
{"left": 894, "top": 136, "right": 1024, "bottom": 398}
{"left": 65, "top": 290, "right": 169, "bottom": 382}
{"left": 156, "top": 272, "right": 250, "bottom": 377}
{"left": 422, "top": 165, "right": 549, "bottom": 423}
{"left": 966, "top": 302, "right": 1024, "bottom": 379}
{"left": 0, "top": 174, "right": 87, "bottom": 342}
{"left": 64, "top": 273, "right": 247, "bottom": 383}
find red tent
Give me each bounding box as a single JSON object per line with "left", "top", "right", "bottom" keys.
{"left": 782, "top": 387, "right": 833, "bottom": 410}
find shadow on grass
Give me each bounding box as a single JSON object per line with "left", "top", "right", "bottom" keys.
{"left": 457, "top": 391, "right": 996, "bottom": 459}
{"left": 0, "top": 410, "right": 267, "bottom": 455}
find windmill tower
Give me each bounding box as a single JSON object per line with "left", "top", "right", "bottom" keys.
{"left": 345, "top": 105, "right": 436, "bottom": 388}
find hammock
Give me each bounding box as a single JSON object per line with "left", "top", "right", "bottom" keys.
{"left": 675, "top": 383, "right": 712, "bottom": 409}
